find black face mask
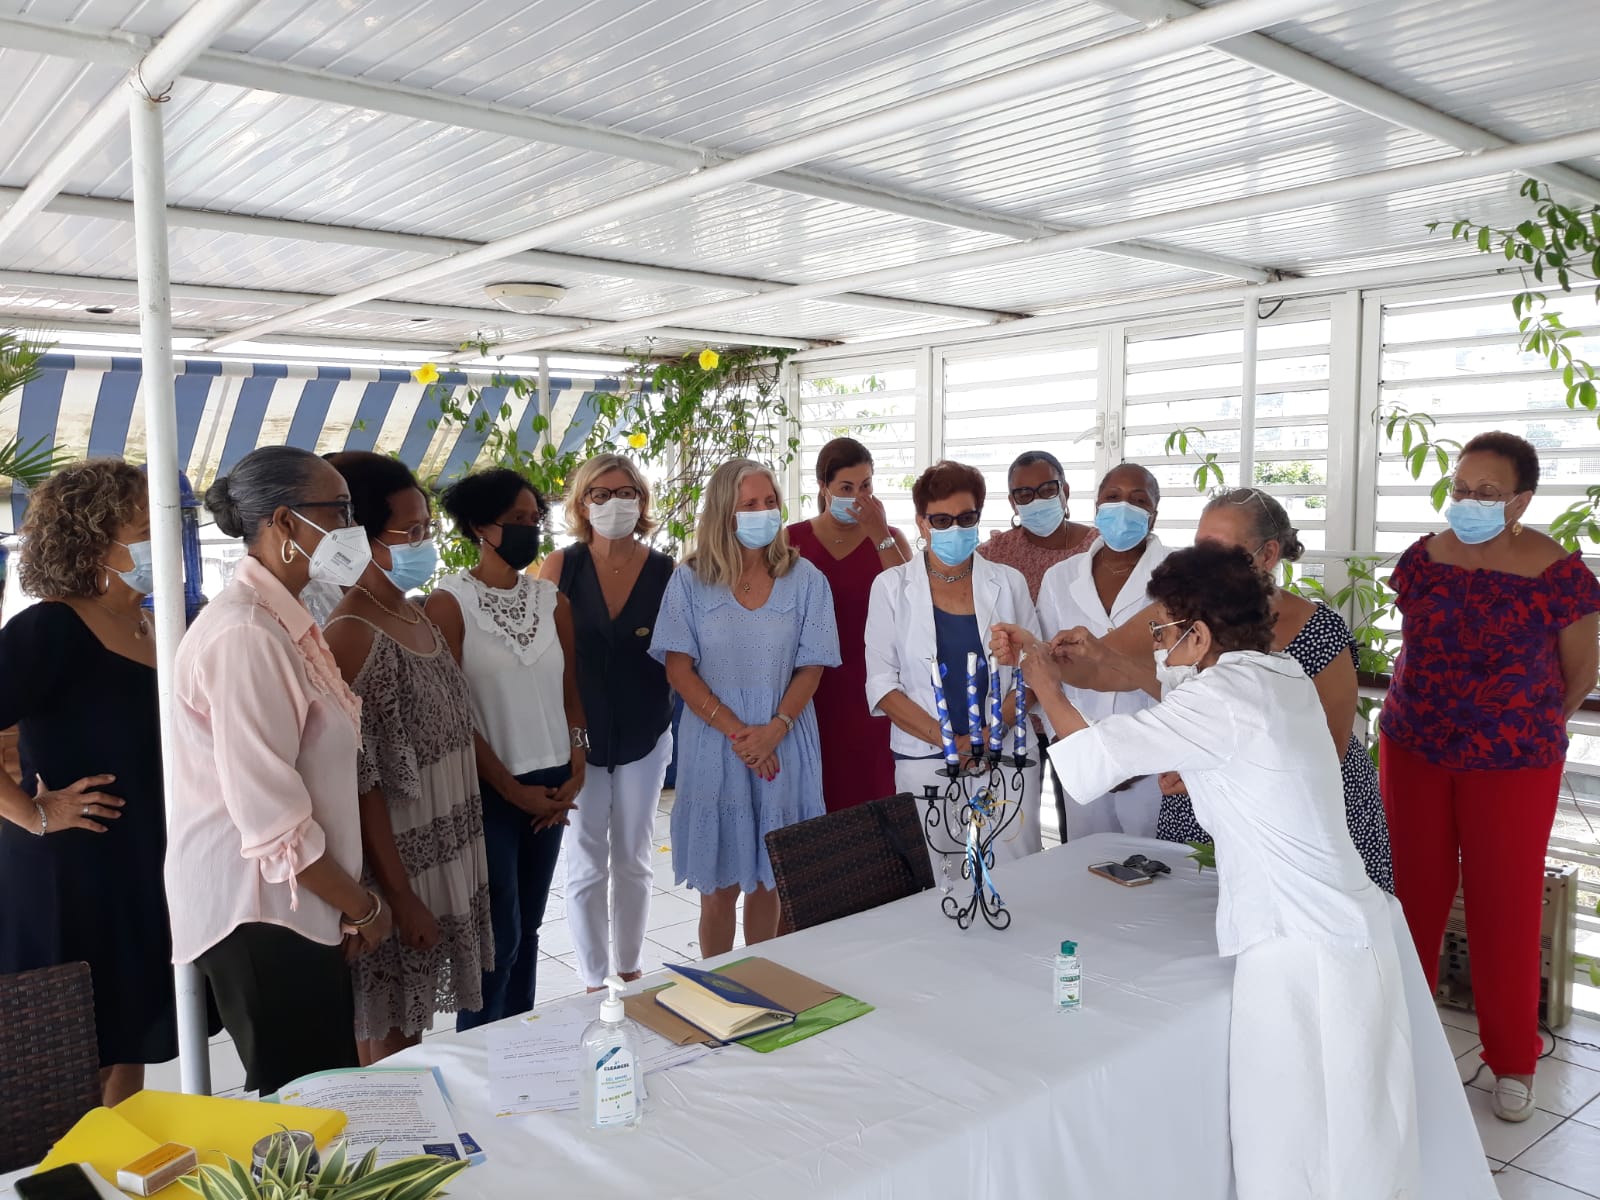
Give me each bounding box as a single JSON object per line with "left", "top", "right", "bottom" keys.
{"left": 490, "top": 523, "right": 540, "bottom": 571}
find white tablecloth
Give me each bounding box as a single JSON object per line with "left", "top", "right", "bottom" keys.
{"left": 388, "top": 834, "right": 1492, "bottom": 1199}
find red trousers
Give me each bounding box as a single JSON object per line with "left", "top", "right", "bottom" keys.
{"left": 1380, "top": 732, "right": 1562, "bottom": 1076}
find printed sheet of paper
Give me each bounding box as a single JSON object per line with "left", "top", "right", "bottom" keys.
{"left": 277, "top": 1068, "right": 468, "bottom": 1164}
{"left": 487, "top": 1000, "right": 718, "bottom": 1117}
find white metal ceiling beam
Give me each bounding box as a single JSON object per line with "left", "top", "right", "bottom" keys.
{"left": 470, "top": 124, "right": 1600, "bottom": 359}
{"left": 194, "top": 0, "right": 1327, "bottom": 351}
{"left": 0, "top": 11, "right": 1271, "bottom": 286}
{"left": 0, "top": 0, "right": 257, "bottom": 253}
{"left": 0, "top": 186, "right": 1014, "bottom": 327}
{"left": 0, "top": 268, "right": 821, "bottom": 351}
{"left": 1095, "top": 0, "right": 1600, "bottom": 205}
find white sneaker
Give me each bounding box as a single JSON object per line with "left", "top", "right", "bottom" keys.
{"left": 1491, "top": 1076, "right": 1536, "bottom": 1123}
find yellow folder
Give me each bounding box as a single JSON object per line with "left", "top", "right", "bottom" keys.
{"left": 37, "top": 1090, "right": 346, "bottom": 1195}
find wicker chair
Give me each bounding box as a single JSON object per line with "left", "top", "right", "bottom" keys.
{"left": 765, "top": 792, "right": 935, "bottom": 933}
{"left": 0, "top": 962, "right": 100, "bottom": 1171}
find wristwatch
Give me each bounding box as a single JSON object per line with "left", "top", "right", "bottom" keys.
{"left": 875, "top": 534, "right": 897, "bottom": 551}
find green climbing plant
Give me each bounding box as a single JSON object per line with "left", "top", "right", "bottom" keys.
{"left": 1163, "top": 426, "right": 1225, "bottom": 492}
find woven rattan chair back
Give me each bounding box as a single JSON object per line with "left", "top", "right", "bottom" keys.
{"left": 765, "top": 792, "right": 934, "bottom": 933}
{"left": 0, "top": 962, "right": 100, "bottom": 1171}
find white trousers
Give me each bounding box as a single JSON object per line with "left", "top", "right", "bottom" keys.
{"left": 893, "top": 758, "right": 1042, "bottom": 882}
{"left": 1061, "top": 773, "right": 1163, "bottom": 841}
{"left": 1229, "top": 933, "right": 1420, "bottom": 1200}
{"left": 565, "top": 729, "right": 673, "bottom": 988}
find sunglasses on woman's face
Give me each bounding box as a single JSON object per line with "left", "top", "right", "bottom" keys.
{"left": 924, "top": 509, "right": 981, "bottom": 530}
{"left": 1009, "top": 480, "right": 1064, "bottom": 505}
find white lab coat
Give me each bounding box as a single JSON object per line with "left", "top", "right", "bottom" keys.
{"left": 865, "top": 555, "right": 1044, "bottom": 863}
{"left": 1035, "top": 534, "right": 1173, "bottom": 838}
{"left": 1049, "top": 653, "right": 1419, "bottom": 1199}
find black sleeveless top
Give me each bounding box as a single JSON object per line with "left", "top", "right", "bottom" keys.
{"left": 557, "top": 542, "right": 675, "bottom": 770}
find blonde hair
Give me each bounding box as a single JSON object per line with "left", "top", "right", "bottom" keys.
{"left": 563, "top": 453, "right": 656, "bottom": 541}
{"left": 683, "top": 458, "right": 797, "bottom": 587}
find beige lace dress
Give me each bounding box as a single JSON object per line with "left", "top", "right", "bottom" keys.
{"left": 332, "top": 616, "right": 494, "bottom": 1040}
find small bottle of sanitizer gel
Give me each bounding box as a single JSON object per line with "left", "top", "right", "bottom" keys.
{"left": 1055, "top": 940, "right": 1082, "bottom": 1012}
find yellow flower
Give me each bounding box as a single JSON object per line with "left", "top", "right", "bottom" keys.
{"left": 413, "top": 362, "right": 440, "bottom": 386}
{"left": 698, "top": 348, "right": 720, "bottom": 371}
{"left": 627, "top": 431, "right": 648, "bottom": 450}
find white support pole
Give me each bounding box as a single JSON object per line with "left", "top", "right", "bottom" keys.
{"left": 537, "top": 355, "right": 551, "bottom": 455}
{"left": 129, "top": 87, "right": 211, "bottom": 1097}
{"left": 1239, "top": 292, "right": 1259, "bottom": 490}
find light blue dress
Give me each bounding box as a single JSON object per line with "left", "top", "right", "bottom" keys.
{"left": 649, "top": 559, "right": 840, "bottom": 893}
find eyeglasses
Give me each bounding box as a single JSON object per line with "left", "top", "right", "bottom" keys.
{"left": 384, "top": 519, "right": 440, "bottom": 548}
{"left": 584, "top": 485, "right": 641, "bottom": 504}
{"left": 924, "top": 509, "right": 982, "bottom": 530}
{"left": 1450, "top": 484, "right": 1512, "bottom": 504}
{"left": 1148, "top": 617, "right": 1190, "bottom": 647}
{"left": 1009, "top": 480, "right": 1064, "bottom": 505}
{"left": 291, "top": 500, "right": 354, "bottom": 528}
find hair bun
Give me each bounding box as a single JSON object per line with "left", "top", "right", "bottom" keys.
{"left": 204, "top": 474, "right": 245, "bottom": 539}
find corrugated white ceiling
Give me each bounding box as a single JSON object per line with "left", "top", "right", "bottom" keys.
{"left": 0, "top": 0, "right": 1593, "bottom": 357}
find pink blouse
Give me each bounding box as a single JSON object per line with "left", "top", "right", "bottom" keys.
{"left": 978, "top": 525, "right": 1094, "bottom": 604}
{"left": 165, "top": 555, "right": 364, "bottom": 964}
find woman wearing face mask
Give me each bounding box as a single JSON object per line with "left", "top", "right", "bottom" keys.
{"left": 168, "top": 446, "right": 392, "bottom": 1096}
{"left": 1381, "top": 431, "right": 1599, "bottom": 1122}
{"left": 650, "top": 459, "right": 839, "bottom": 957}
{"left": 1152, "top": 489, "right": 1393, "bottom": 892}
{"left": 864, "top": 460, "right": 1043, "bottom": 871}
{"left": 1032, "top": 462, "right": 1171, "bottom": 839}
{"left": 977, "top": 450, "right": 1095, "bottom": 600}
{"left": 425, "top": 469, "right": 584, "bottom": 1028}
{"left": 993, "top": 544, "right": 1422, "bottom": 1200}
{"left": 786, "top": 437, "right": 910, "bottom": 813}
{"left": 539, "top": 454, "right": 674, "bottom": 992}
{"left": 0, "top": 460, "right": 196, "bottom": 1105}
{"left": 320, "top": 452, "right": 492, "bottom": 1063}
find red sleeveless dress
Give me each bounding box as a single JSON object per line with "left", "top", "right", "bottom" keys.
{"left": 787, "top": 521, "right": 899, "bottom": 812}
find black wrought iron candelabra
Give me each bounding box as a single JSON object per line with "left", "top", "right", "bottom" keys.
{"left": 920, "top": 749, "right": 1031, "bottom": 931}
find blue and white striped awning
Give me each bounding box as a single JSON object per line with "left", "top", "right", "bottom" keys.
{"left": 3, "top": 355, "right": 623, "bottom": 530}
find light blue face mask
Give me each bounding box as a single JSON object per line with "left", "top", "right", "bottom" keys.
{"left": 929, "top": 524, "right": 980, "bottom": 567}
{"left": 828, "top": 494, "right": 859, "bottom": 525}
{"left": 1094, "top": 501, "right": 1151, "bottom": 552}
{"left": 1447, "top": 499, "right": 1507, "bottom": 545}
{"left": 736, "top": 508, "right": 783, "bottom": 550}
{"left": 115, "top": 539, "right": 154, "bottom": 595}
{"left": 1017, "top": 496, "right": 1065, "bottom": 538}
{"left": 384, "top": 540, "right": 438, "bottom": 592}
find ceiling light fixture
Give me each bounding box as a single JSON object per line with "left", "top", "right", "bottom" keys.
{"left": 484, "top": 283, "right": 567, "bottom": 315}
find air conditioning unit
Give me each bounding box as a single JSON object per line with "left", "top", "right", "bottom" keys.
{"left": 1434, "top": 863, "right": 1578, "bottom": 1029}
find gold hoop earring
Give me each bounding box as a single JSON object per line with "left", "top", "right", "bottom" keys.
{"left": 97, "top": 567, "right": 111, "bottom": 595}
{"left": 280, "top": 539, "right": 298, "bottom": 565}
{"left": 1512, "top": 520, "right": 1523, "bottom": 536}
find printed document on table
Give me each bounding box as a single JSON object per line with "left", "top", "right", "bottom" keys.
{"left": 277, "top": 1068, "right": 469, "bottom": 1164}
{"left": 488, "top": 1001, "right": 718, "bottom": 1117}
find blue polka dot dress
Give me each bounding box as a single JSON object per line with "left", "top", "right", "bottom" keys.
{"left": 649, "top": 559, "right": 841, "bottom": 894}
{"left": 1156, "top": 602, "right": 1395, "bottom": 893}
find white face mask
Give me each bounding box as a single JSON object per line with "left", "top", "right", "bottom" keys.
{"left": 589, "top": 497, "right": 641, "bottom": 541}
{"left": 1152, "top": 627, "right": 1198, "bottom": 697}
{"left": 293, "top": 512, "right": 372, "bottom": 588}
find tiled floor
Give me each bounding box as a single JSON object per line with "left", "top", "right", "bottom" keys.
{"left": 150, "top": 795, "right": 1600, "bottom": 1196}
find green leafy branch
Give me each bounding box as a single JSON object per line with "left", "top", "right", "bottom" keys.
{"left": 1162, "top": 426, "right": 1225, "bottom": 492}
{"left": 0, "top": 330, "right": 72, "bottom": 489}
{"left": 1378, "top": 405, "right": 1460, "bottom": 511}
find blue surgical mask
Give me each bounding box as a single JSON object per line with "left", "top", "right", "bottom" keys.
{"left": 929, "top": 525, "right": 980, "bottom": 567}
{"left": 735, "top": 508, "right": 782, "bottom": 550}
{"left": 1447, "top": 499, "right": 1506, "bottom": 545}
{"left": 115, "top": 539, "right": 154, "bottom": 595}
{"left": 1095, "top": 501, "right": 1151, "bottom": 552}
{"left": 828, "top": 494, "right": 859, "bottom": 525}
{"left": 383, "top": 541, "right": 438, "bottom": 592}
{"left": 1017, "top": 497, "right": 1065, "bottom": 538}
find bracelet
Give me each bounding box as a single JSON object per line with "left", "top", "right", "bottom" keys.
{"left": 570, "top": 726, "right": 589, "bottom": 751}
{"left": 33, "top": 802, "right": 47, "bottom": 836}
{"left": 347, "top": 891, "right": 383, "bottom": 930}
{"left": 875, "top": 534, "right": 897, "bottom": 552}
{"left": 707, "top": 701, "right": 722, "bottom": 724}
{"left": 774, "top": 712, "right": 795, "bottom": 734}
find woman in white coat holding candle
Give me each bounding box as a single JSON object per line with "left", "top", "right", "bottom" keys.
{"left": 865, "top": 461, "right": 1043, "bottom": 869}
{"left": 994, "top": 542, "right": 1419, "bottom": 1200}
{"left": 1034, "top": 462, "right": 1171, "bottom": 839}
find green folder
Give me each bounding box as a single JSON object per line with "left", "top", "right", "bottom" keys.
{"left": 643, "top": 957, "right": 873, "bottom": 1053}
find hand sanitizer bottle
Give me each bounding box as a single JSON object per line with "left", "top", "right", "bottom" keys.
{"left": 580, "top": 974, "right": 643, "bottom": 1130}
{"left": 1054, "top": 940, "right": 1082, "bottom": 1012}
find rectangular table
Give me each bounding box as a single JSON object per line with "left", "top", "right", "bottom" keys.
{"left": 390, "top": 833, "right": 1494, "bottom": 1199}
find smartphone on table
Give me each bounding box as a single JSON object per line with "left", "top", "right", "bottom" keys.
{"left": 1089, "top": 861, "right": 1156, "bottom": 887}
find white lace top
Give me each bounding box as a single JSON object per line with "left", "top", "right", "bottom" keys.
{"left": 436, "top": 571, "right": 569, "bottom": 775}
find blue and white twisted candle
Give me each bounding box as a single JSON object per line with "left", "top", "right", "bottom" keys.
{"left": 966, "top": 652, "right": 982, "bottom": 755}
{"left": 1012, "top": 666, "right": 1028, "bottom": 758}
{"left": 986, "top": 653, "right": 1004, "bottom": 755}
{"left": 929, "top": 658, "right": 959, "bottom": 766}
